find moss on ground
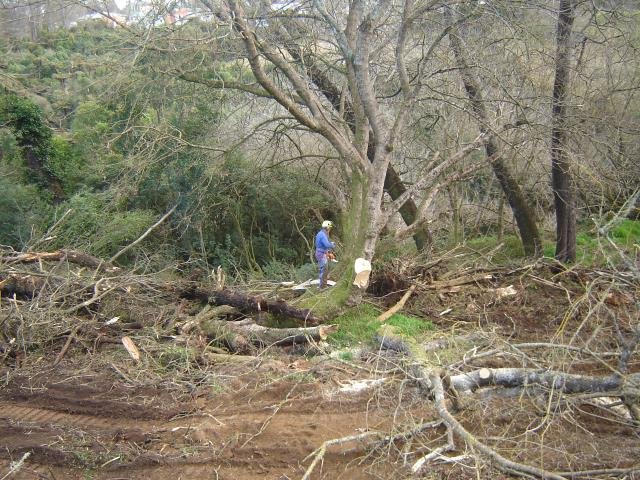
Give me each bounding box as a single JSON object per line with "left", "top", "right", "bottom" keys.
{"left": 327, "top": 303, "right": 433, "bottom": 348}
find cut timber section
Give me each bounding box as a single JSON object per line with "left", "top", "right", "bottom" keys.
{"left": 182, "top": 286, "right": 321, "bottom": 325}
{"left": 377, "top": 284, "right": 416, "bottom": 322}
{"left": 199, "top": 317, "right": 337, "bottom": 353}
{"left": 0, "top": 273, "right": 46, "bottom": 298}
{"left": 4, "top": 249, "right": 119, "bottom": 273}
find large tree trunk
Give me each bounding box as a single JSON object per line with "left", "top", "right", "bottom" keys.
{"left": 289, "top": 44, "right": 432, "bottom": 251}
{"left": 551, "top": 0, "right": 577, "bottom": 262}
{"left": 180, "top": 286, "right": 322, "bottom": 325}
{"left": 446, "top": 9, "right": 542, "bottom": 257}
{"left": 5, "top": 250, "right": 120, "bottom": 273}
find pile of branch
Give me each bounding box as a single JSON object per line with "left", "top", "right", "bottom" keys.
{"left": 376, "top": 324, "right": 639, "bottom": 478}
{"left": 0, "top": 249, "right": 329, "bottom": 359}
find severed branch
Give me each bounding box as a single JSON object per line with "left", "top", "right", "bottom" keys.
{"left": 180, "top": 286, "right": 321, "bottom": 325}
{"left": 3, "top": 250, "right": 119, "bottom": 273}
{"left": 301, "top": 430, "right": 382, "bottom": 480}
{"left": 376, "top": 326, "right": 637, "bottom": 479}
{"left": 428, "top": 372, "right": 568, "bottom": 480}
{"left": 109, "top": 204, "right": 177, "bottom": 264}
{"left": 62, "top": 278, "right": 118, "bottom": 314}
{"left": 301, "top": 420, "right": 444, "bottom": 480}
{"left": 377, "top": 284, "right": 416, "bottom": 322}
{"left": 198, "top": 317, "right": 337, "bottom": 353}
{"left": 53, "top": 327, "right": 80, "bottom": 366}
{"left": 449, "top": 367, "right": 640, "bottom": 395}
{"left": 428, "top": 272, "right": 493, "bottom": 289}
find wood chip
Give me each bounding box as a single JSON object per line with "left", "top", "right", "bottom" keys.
{"left": 121, "top": 336, "right": 141, "bottom": 362}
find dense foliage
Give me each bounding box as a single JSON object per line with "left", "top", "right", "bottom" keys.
{"left": 1, "top": 24, "right": 330, "bottom": 275}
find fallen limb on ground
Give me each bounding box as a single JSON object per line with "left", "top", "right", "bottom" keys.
{"left": 428, "top": 272, "right": 493, "bottom": 289}
{"left": 198, "top": 317, "right": 337, "bottom": 353}
{"left": 377, "top": 284, "right": 416, "bottom": 322}
{"left": 3, "top": 249, "right": 119, "bottom": 273}
{"left": 179, "top": 286, "right": 321, "bottom": 325}
{"left": 375, "top": 324, "right": 640, "bottom": 480}
{"left": 450, "top": 367, "right": 640, "bottom": 395}
{"left": 1, "top": 249, "right": 320, "bottom": 325}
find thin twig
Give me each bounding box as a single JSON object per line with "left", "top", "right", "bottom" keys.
{"left": 109, "top": 204, "right": 178, "bottom": 264}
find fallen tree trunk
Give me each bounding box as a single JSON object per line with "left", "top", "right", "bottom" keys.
{"left": 450, "top": 367, "right": 640, "bottom": 395}
{"left": 377, "top": 325, "right": 639, "bottom": 479}
{"left": 2, "top": 248, "right": 320, "bottom": 324}
{"left": 199, "top": 317, "right": 337, "bottom": 353}
{"left": 379, "top": 328, "right": 640, "bottom": 397}
{"left": 181, "top": 286, "right": 321, "bottom": 325}
{"left": 3, "top": 250, "right": 119, "bottom": 273}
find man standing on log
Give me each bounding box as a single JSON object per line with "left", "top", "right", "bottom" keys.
{"left": 315, "top": 220, "right": 336, "bottom": 288}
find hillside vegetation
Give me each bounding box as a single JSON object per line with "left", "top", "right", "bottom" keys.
{"left": 1, "top": 2, "right": 639, "bottom": 479}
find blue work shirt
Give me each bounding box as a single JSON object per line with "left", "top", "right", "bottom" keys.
{"left": 315, "top": 229, "right": 335, "bottom": 253}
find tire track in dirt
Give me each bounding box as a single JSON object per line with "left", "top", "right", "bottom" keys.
{"left": 0, "top": 370, "right": 410, "bottom": 479}
{"left": 0, "top": 402, "right": 175, "bottom": 432}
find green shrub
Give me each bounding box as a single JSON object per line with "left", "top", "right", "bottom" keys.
{"left": 50, "top": 192, "right": 156, "bottom": 261}
{"left": 551, "top": 219, "right": 640, "bottom": 265}
{"left": 261, "top": 259, "right": 296, "bottom": 281}
{"left": 47, "top": 135, "right": 85, "bottom": 194}
{"left": 92, "top": 209, "right": 157, "bottom": 258}
{"left": 0, "top": 177, "right": 49, "bottom": 247}
{"left": 611, "top": 219, "right": 640, "bottom": 247}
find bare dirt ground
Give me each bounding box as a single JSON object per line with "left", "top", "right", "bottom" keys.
{"left": 1, "top": 259, "right": 639, "bottom": 479}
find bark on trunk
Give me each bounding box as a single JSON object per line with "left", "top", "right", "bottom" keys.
{"left": 180, "top": 286, "right": 321, "bottom": 325}
{"left": 551, "top": 0, "right": 577, "bottom": 262}
{"left": 447, "top": 11, "right": 542, "bottom": 257}
{"left": 295, "top": 48, "right": 432, "bottom": 251}
{"left": 451, "top": 367, "right": 639, "bottom": 395}
{"left": 199, "top": 317, "right": 337, "bottom": 353}
{"left": 4, "top": 250, "right": 120, "bottom": 273}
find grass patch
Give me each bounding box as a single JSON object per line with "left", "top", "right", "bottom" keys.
{"left": 455, "top": 220, "right": 639, "bottom": 267}
{"left": 387, "top": 313, "right": 434, "bottom": 337}
{"left": 154, "top": 345, "right": 195, "bottom": 372}
{"left": 337, "top": 350, "right": 354, "bottom": 361}
{"left": 610, "top": 219, "right": 640, "bottom": 247}
{"left": 328, "top": 304, "right": 433, "bottom": 348}
{"left": 564, "top": 219, "right": 639, "bottom": 265}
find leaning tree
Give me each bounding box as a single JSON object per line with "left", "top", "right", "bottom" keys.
{"left": 174, "top": 0, "right": 535, "bottom": 297}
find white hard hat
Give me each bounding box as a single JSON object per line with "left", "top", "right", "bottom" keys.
{"left": 322, "top": 220, "right": 334, "bottom": 229}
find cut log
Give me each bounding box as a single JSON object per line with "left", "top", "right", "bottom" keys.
{"left": 378, "top": 329, "right": 640, "bottom": 398}
{"left": 181, "top": 286, "right": 321, "bottom": 325}
{"left": 450, "top": 367, "right": 640, "bottom": 395}
{"left": 180, "top": 304, "right": 240, "bottom": 334}
{"left": 3, "top": 250, "right": 119, "bottom": 273}
{"left": 377, "top": 284, "right": 416, "bottom": 322}
{"left": 199, "top": 317, "right": 337, "bottom": 353}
